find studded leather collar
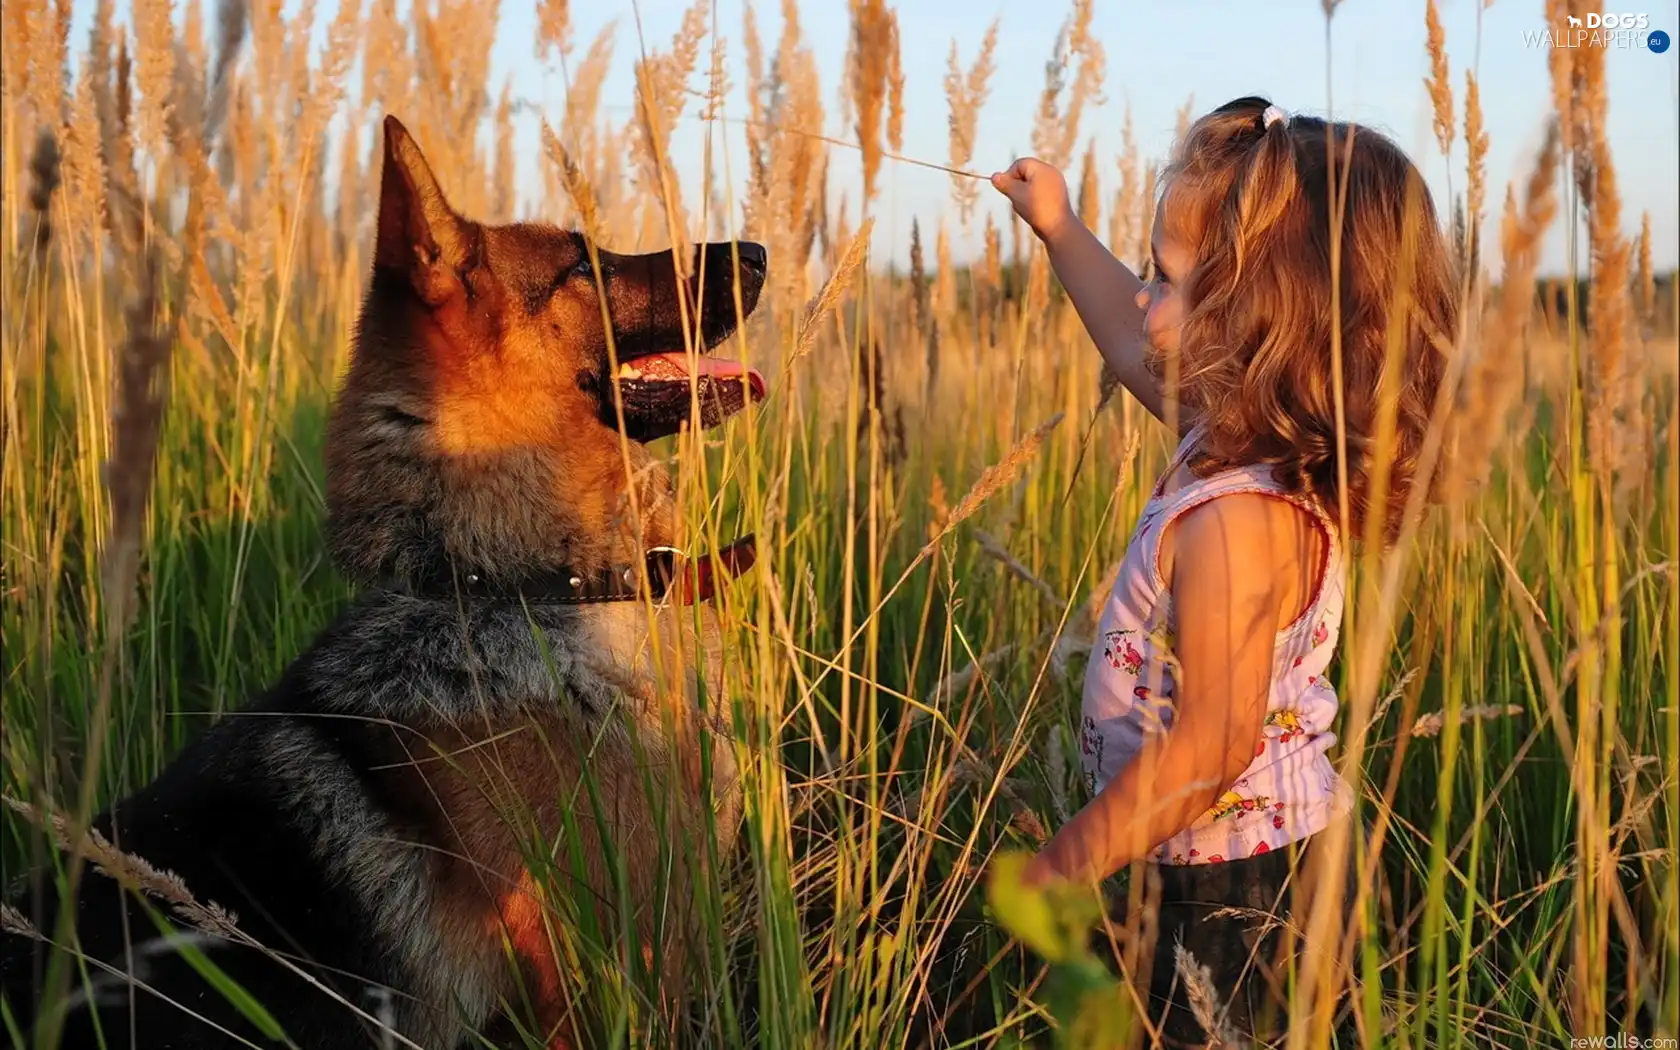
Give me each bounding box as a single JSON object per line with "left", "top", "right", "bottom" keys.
{"left": 413, "top": 535, "right": 757, "bottom": 606}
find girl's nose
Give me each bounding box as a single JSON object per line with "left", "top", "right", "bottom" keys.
{"left": 1134, "top": 285, "right": 1151, "bottom": 311}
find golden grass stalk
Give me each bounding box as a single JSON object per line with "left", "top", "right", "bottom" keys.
{"left": 100, "top": 33, "right": 143, "bottom": 260}
{"left": 1046, "top": 724, "right": 1071, "bottom": 823}
{"left": 295, "top": 0, "right": 364, "bottom": 169}
{"left": 1, "top": 0, "right": 34, "bottom": 138}
{"left": 26, "top": 128, "right": 59, "bottom": 263}
{"left": 1173, "top": 942, "right": 1245, "bottom": 1048}
{"left": 132, "top": 0, "right": 176, "bottom": 161}
{"left": 893, "top": 760, "right": 1042, "bottom": 843}
{"left": 1446, "top": 123, "right": 1559, "bottom": 504}
{"left": 204, "top": 0, "right": 244, "bottom": 137}
{"left": 87, "top": 0, "right": 116, "bottom": 123}
{"left": 103, "top": 256, "right": 170, "bottom": 632}
{"left": 181, "top": 0, "right": 205, "bottom": 92}
{"left": 934, "top": 220, "right": 956, "bottom": 321}
{"left": 973, "top": 528, "right": 1066, "bottom": 611}
{"left": 1575, "top": 28, "right": 1639, "bottom": 483}
{"left": 563, "top": 24, "right": 618, "bottom": 178}
{"left": 62, "top": 55, "right": 108, "bottom": 252}
{"left": 1137, "top": 163, "right": 1159, "bottom": 276}
{"left": 926, "top": 473, "right": 951, "bottom": 542}
{"left": 1408, "top": 704, "right": 1526, "bottom": 739}
{"left": 1424, "top": 0, "right": 1454, "bottom": 157}
{"left": 832, "top": 193, "right": 853, "bottom": 270}
{"left": 1464, "top": 71, "right": 1488, "bottom": 265}
{"left": 493, "top": 83, "right": 516, "bottom": 220}
{"left": 537, "top": 0, "right": 572, "bottom": 62}
{"left": 981, "top": 213, "right": 1002, "bottom": 342}
{"left": 361, "top": 0, "right": 407, "bottom": 121}
{"left": 1107, "top": 106, "right": 1140, "bottom": 272}
{"left": 702, "top": 15, "right": 729, "bottom": 126}
{"left": 909, "top": 216, "right": 927, "bottom": 336}
{"left": 1076, "top": 140, "right": 1100, "bottom": 232}
{"left": 741, "top": 1, "right": 765, "bottom": 130}
{"left": 544, "top": 120, "right": 602, "bottom": 242}
{"left": 1030, "top": 22, "right": 1069, "bottom": 166}
{"left": 931, "top": 633, "right": 1034, "bottom": 703}
{"left": 4, "top": 0, "right": 38, "bottom": 134}
{"left": 943, "top": 19, "right": 998, "bottom": 224}
{"left": 847, "top": 0, "right": 892, "bottom": 204}
{"left": 4, "top": 797, "right": 241, "bottom": 939}
{"left": 1636, "top": 211, "right": 1654, "bottom": 335}
{"left": 1546, "top": 0, "right": 1578, "bottom": 150}
{"left": 1, "top": 904, "right": 38, "bottom": 940}
{"left": 951, "top": 760, "right": 1047, "bottom": 841}
{"left": 885, "top": 9, "right": 904, "bottom": 157}
{"left": 923, "top": 412, "right": 1064, "bottom": 554}
{"left": 30, "top": 0, "right": 72, "bottom": 132}
{"left": 791, "top": 218, "right": 873, "bottom": 362}
{"left": 1051, "top": 0, "right": 1103, "bottom": 171}
{"left": 1174, "top": 95, "right": 1195, "bottom": 147}
{"left": 742, "top": 0, "right": 826, "bottom": 303}
{"left": 981, "top": 213, "right": 1001, "bottom": 295}
{"left": 932, "top": 548, "right": 1117, "bottom": 704}
{"left": 1028, "top": 254, "right": 1052, "bottom": 323}
{"left": 629, "top": 0, "right": 706, "bottom": 247}
{"left": 4, "top": 801, "right": 425, "bottom": 1047}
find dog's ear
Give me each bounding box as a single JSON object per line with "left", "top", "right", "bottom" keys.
{"left": 376, "top": 115, "right": 478, "bottom": 305}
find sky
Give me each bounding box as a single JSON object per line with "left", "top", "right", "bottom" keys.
{"left": 85, "top": 0, "right": 1680, "bottom": 275}
{"left": 504, "top": 0, "right": 1680, "bottom": 275}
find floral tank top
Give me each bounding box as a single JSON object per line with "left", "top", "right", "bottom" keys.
{"left": 1079, "top": 425, "right": 1352, "bottom": 865}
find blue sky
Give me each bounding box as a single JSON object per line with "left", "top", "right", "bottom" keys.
{"left": 86, "top": 0, "right": 1680, "bottom": 274}
{"left": 494, "top": 0, "right": 1679, "bottom": 275}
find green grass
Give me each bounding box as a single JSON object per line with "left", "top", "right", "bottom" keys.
{"left": 2, "top": 242, "right": 1675, "bottom": 1047}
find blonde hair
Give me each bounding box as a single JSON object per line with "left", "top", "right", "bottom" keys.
{"left": 1159, "top": 95, "right": 1456, "bottom": 546}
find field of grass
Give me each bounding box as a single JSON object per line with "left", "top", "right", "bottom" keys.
{"left": 1, "top": 0, "right": 1677, "bottom": 1047}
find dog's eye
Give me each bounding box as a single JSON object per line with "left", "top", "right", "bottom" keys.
{"left": 572, "top": 256, "right": 595, "bottom": 281}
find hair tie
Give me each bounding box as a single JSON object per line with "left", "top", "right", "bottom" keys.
{"left": 1261, "top": 104, "right": 1288, "bottom": 130}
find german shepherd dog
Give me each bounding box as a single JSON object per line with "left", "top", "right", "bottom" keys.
{"left": 2, "top": 116, "right": 765, "bottom": 1048}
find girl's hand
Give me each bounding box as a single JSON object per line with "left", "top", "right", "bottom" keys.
{"left": 1019, "top": 851, "right": 1060, "bottom": 889}
{"left": 991, "top": 158, "right": 1076, "bottom": 243}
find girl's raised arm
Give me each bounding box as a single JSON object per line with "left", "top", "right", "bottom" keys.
{"left": 991, "top": 158, "right": 1169, "bottom": 425}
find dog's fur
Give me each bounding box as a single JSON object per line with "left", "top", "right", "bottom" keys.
{"left": 2, "top": 116, "right": 765, "bottom": 1048}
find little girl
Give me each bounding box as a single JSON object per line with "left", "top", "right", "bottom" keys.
{"left": 991, "top": 97, "right": 1455, "bottom": 1043}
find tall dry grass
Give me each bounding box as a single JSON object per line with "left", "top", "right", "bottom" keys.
{"left": 1, "top": 0, "right": 1676, "bottom": 1047}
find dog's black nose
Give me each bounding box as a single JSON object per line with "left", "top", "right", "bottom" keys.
{"left": 734, "top": 242, "right": 767, "bottom": 275}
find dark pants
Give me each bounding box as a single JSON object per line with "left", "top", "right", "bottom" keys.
{"left": 1094, "top": 836, "right": 1360, "bottom": 1048}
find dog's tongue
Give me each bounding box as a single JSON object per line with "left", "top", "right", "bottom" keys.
{"left": 620, "top": 353, "right": 767, "bottom": 401}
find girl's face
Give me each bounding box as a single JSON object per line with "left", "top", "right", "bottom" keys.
{"left": 1135, "top": 195, "right": 1197, "bottom": 370}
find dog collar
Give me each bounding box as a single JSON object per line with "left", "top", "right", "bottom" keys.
{"left": 413, "top": 535, "right": 756, "bottom": 606}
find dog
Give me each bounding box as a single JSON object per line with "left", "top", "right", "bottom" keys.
{"left": 2, "top": 115, "right": 766, "bottom": 1048}
{"left": 1567, "top": 14, "right": 1583, "bottom": 26}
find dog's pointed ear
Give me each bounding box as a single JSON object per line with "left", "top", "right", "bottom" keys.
{"left": 376, "top": 115, "right": 476, "bottom": 303}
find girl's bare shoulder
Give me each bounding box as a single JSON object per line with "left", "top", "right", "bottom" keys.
{"left": 1160, "top": 492, "right": 1327, "bottom": 626}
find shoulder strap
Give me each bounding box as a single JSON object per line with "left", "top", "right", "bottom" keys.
{"left": 1147, "top": 466, "right": 1337, "bottom": 591}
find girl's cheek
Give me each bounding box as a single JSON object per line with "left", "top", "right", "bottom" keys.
{"left": 1146, "top": 300, "right": 1181, "bottom": 349}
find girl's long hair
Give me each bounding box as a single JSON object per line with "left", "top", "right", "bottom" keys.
{"left": 1159, "top": 95, "right": 1457, "bottom": 547}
